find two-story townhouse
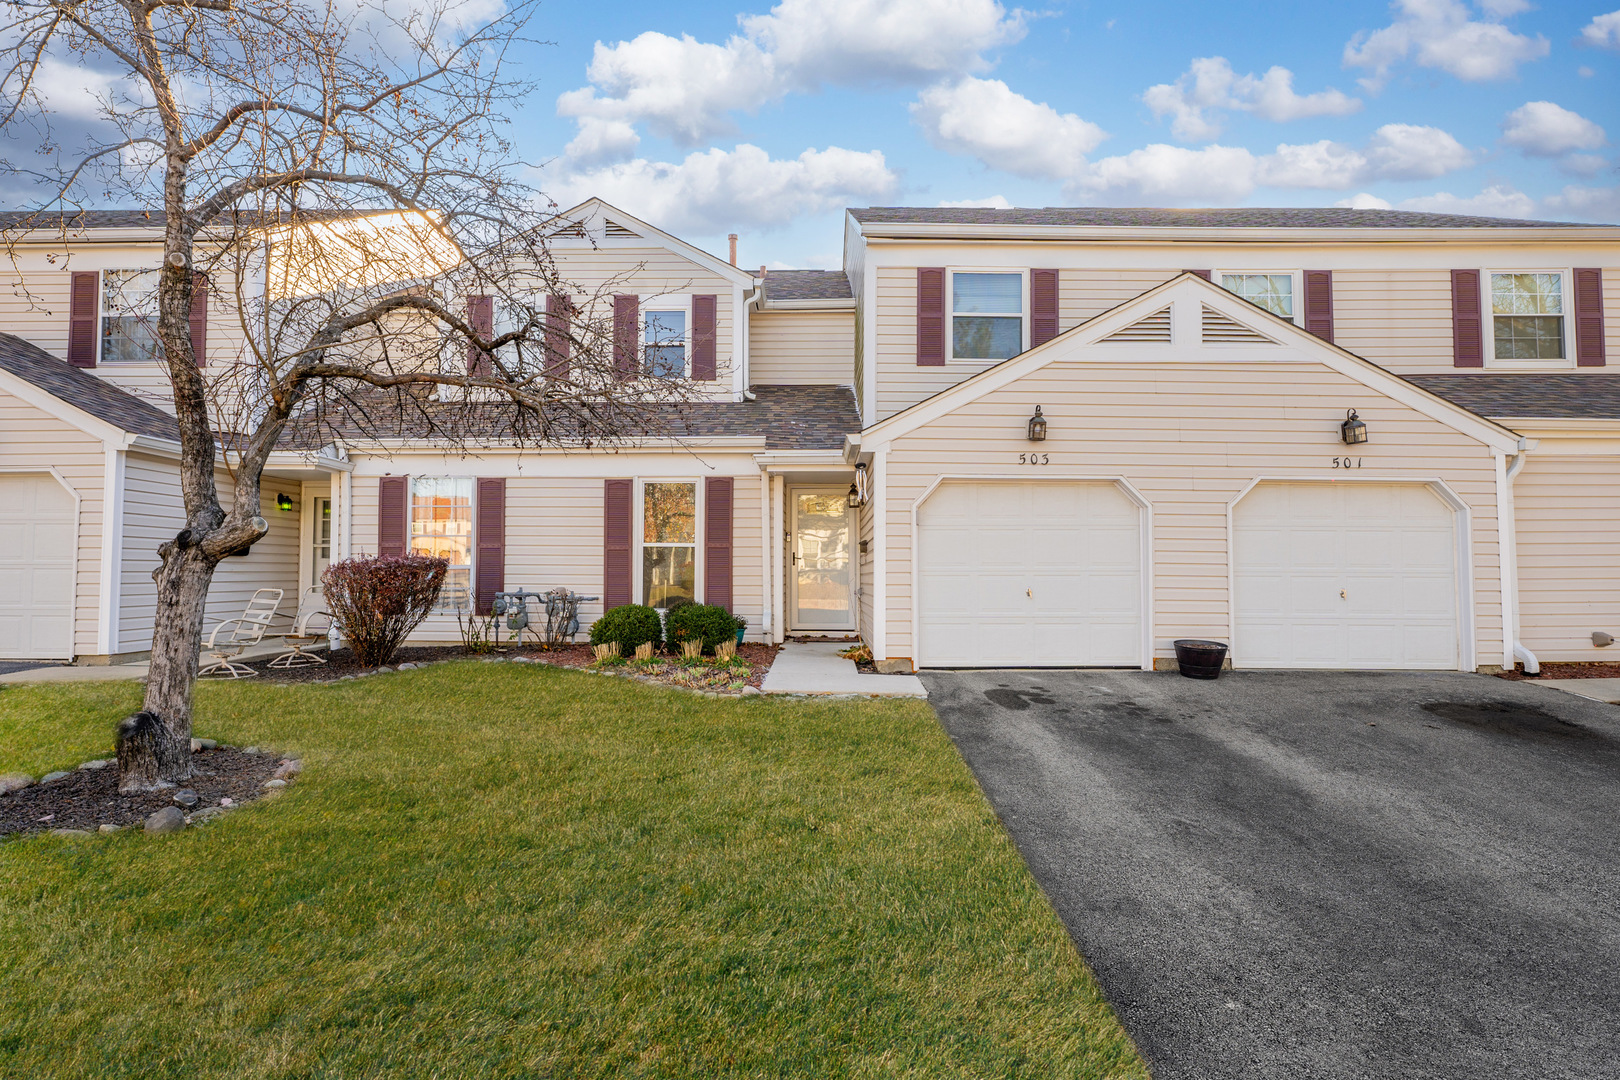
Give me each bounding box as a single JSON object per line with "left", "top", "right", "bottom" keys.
{"left": 5, "top": 200, "right": 1620, "bottom": 680}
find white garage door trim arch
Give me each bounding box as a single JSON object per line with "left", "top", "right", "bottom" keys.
{"left": 0, "top": 466, "right": 81, "bottom": 661}
{"left": 1224, "top": 476, "right": 1476, "bottom": 671}
{"left": 910, "top": 474, "right": 1155, "bottom": 670}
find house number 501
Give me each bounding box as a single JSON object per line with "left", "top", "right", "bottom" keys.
{"left": 1331, "top": 457, "right": 1363, "bottom": 469}
{"left": 1018, "top": 453, "right": 1051, "bottom": 465}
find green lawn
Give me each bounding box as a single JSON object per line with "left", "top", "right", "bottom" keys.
{"left": 0, "top": 664, "right": 1146, "bottom": 1079}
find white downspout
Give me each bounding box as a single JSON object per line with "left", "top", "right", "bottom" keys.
{"left": 1503, "top": 441, "right": 1538, "bottom": 675}
{"left": 759, "top": 467, "right": 771, "bottom": 640}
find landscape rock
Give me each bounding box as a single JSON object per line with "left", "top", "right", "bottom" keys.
{"left": 196, "top": 738, "right": 217, "bottom": 750}
{"left": 49, "top": 828, "right": 92, "bottom": 838}
{"left": 377, "top": 666, "right": 394, "bottom": 674}
{"left": 742, "top": 685, "right": 762, "bottom": 696}
{"left": 172, "top": 789, "right": 200, "bottom": 809}
{"left": 0, "top": 774, "right": 34, "bottom": 795}
{"left": 144, "top": 807, "right": 186, "bottom": 834}
{"left": 98, "top": 824, "right": 121, "bottom": 834}
{"left": 188, "top": 807, "right": 227, "bottom": 824}
{"left": 40, "top": 770, "right": 70, "bottom": 784}
{"left": 397, "top": 662, "right": 417, "bottom": 670}
{"left": 272, "top": 759, "right": 302, "bottom": 780}
{"left": 244, "top": 746, "right": 260, "bottom": 755}
{"left": 263, "top": 778, "right": 288, "bottom": 790}
{"left": 219, "top": 796, "right": 234, "bottom": 807}
{"left": 78, "top": 759, "right": 110, "bottom": 770}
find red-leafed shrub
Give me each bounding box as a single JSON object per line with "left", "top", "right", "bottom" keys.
{"left": 322, "top": 555, "right": 447, "bottom": 667}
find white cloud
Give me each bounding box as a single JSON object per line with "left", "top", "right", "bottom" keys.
{"left": 1501, "top": 101, "right": 1607, "bottom": 156}
{"left": 557, "top": 0, "right": 1025, "bottom": 148}
{"left": 1399, "top": 184, "right": 1537, "bottom": 218}
{"left": 1581, "top": 10, "right": 1620, "bottom": 50}
{"left": 1560, "top": 154, "right": 1610, "bottom": 177}
{"left": 1335, "top": 192, "right": 1395, "bottom": 209}
{"left": 911, "top": 77, "right": 1107, "bottom": 180}
{"left": 546, "top": 143, "right": 899, "bottom": 234}
{"left": 562, "top": 116, "right": 641, "bottom": 166}
{"left": 1143, "top": 57, "right": 1361, "bottom": 141}
{"left": 1067, "top": 144, "right": 1260, "bottom": 204}
{"left": 1361, "top": 122, "right": 1475, "bottom": 178}
{"left": 938, "top": 195, "right": 1014, "bottom": 209}
{"left": 1541, "top": 184, "right": 1620, "bottom": 222}
{"left": 1344, "top": 0, "right": 1549, "bottom": 90}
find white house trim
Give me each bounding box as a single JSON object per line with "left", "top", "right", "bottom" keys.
{"left": 96, "top": 446, "right": 126, "bottom": 655}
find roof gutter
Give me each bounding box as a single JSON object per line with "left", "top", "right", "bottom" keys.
{"left": 854, "top": 222, "right": 1620, "bottom": 245}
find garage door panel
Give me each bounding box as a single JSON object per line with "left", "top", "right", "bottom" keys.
{"left": 0, "top": 474, "right": 75, "bottom": 659}
{"left": 919, "top": 481, "right": 1142, "bottom": 668}
{"left": 1235, "top": 483, "right": 1458, "bottom": 670}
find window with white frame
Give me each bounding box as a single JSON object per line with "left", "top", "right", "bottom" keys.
{"left": 642, "top": 481, "right": 696, "bottom": 608}
{"left": 1490, "top": 272, "right": 1566, "bottom": 362}
{"left": 1219, "top": 273, "right": 1295, "bottom": 320}
{"left": 643, "top": 307, "right": 687, "bottom": 377}
{"left": 951, "top": 272, "right": 1024, "bottom": 360}
{"left": 409, "top": 477, "right": 473, "bottom": 609}
{"left": 102, "top": 269, "right": 163, "bottom": 363}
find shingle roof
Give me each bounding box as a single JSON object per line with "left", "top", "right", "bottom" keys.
{"left": 849, "top": 207, "right": 1608, "bottom": 229}
{"left": 0, "top": 333, "right": 180, "bottom": 439}
{"left": 752, "top": 269, "right": 853, "bottom": 301}
{"left": 277, "top": 384, "right": 859, "bottom": 451}
{"left": 1409, "top": 374, "right": 1620, "bottom": 420}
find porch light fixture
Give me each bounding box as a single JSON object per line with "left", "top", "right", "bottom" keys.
{"left": 1340, "top": 409, "right": 1368, "bottom": 445}
{"left": 1027, "top": 406, "right": 1047, "bottom": 442}
{"left": 275, "top": 492, "right": 295, "bottom": 512}
{"left": 848, "top": 462, "right": 871, "bottom": 509}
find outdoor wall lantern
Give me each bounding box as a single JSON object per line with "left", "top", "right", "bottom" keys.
{"left": 275, "top": 492, "right": 295, "bottom": 512}
{"left": 848, "top": 462, "right": 871, "bottom": 509}
{"left": 1340, "top": 409, "right": 1368, "bottom": 445}
{"left": 1027, "top": 406, "right": 1048, "bottom": 442}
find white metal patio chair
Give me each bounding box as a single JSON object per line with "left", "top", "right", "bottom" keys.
{"left": 198, "top": 588, "right": 284, "bottom": 678}
{"left": 269, "top": 586, "right": 331, "bottom": 668}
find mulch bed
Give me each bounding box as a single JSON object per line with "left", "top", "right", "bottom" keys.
{"left": 225, "top": 644, "right": 470, "bottom": 684}
{"left": 526, "top": 642, "right": 779, "bottom": 691}
{"left": 1497, "top": 661, "right": 1620, "bottom": 681}
{"left": 0, "top": 748, "right": 287, "bottom": 837}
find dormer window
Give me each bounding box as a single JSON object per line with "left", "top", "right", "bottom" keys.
{"left": 951, "top": 272, "right": 1024, "bottom": 360}
{"left": 644, "top": 308, "right": 687, "bottom": 378}
{"left": 102, "top": 268, "right": 162, "bottom": 363}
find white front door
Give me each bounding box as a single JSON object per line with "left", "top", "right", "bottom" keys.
{"left": 916, "top": 480, "right": 1143, "bottom": 667}
{"left": 310, "top": 496, "right": 332, "bottom": 587}
{"left": 790, "top": 490, "right": 856, "bottom": 631}
{"left": 0, "top": 473, "right": 75, "bottom": 659}
{"left": 1232, "top": 482, "right": 1460, "bottom": 669}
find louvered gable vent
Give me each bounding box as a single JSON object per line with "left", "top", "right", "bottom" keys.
{"left": 603, "top": 219, "right": 640, "bottom": 238}
{"left": 1102, "top": 306, "right": 1172, "bottom": 343}
{"left": 1201, "top": 305, "right": 1275, "bottom": 345}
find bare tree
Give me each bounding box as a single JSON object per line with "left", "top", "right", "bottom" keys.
{"left": 0, "top": 0, "right": 701, "bottom": 791}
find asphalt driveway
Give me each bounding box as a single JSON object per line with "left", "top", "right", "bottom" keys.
{"left": 921, "top": 669, "right": 1620, "bottom": 1080}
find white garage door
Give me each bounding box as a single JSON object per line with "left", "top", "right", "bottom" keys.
{"left": 917, "top": 481, "right": 1142, "bottom": 667}
{"left": 0, "top": 473, "right": 75, "bottom": 659}
{"left": 1233, "top": 483, "right": 1459, "bottom": 669}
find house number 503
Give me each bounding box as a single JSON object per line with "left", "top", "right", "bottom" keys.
{"left": 1332, "top": 457, "right": 1363, "bottom": 469}
{"left": 1018, "top": 453, "right": 1051, "bottom": 465}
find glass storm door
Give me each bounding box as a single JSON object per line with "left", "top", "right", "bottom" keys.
{"left": 311, "top": 497, "right": 332, "bottom": 586}
{"left": 791, "top": 491, "right": 855, "bottom": 630}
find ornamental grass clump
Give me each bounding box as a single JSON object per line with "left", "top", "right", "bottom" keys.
{"left": 588, "top": 604, "right": 663, "bottom": 654}
{"left": 666, "top": 603, "right": 739, "bottom": 655}
{"left": 322, "top": 555, "right": 448, "bottom": 667}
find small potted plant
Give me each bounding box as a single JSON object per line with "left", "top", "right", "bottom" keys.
{"left": 734, "top": 614, "right": 747, "bottom": 646}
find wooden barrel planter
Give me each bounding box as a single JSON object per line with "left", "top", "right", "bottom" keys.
{"left": 1173, "top": 639, "right": 1228, "bottom": 680}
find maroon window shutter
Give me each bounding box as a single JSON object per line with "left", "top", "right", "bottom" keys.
{"left": 917, "top": 267, "right": 946, "bottom": 366}
{"left": 704, "top": 476, "right": 733, "bottom": 612}
{"left": 67, "top": 271, "right": 98, "bottom": 368}
{"left": 475, "top": 477, "right": 505, "bottom": 616}
{"left": 603, "top": 478, "right": 633, "bottom": 608}
{"left": 544, "top": 294, "right": 572, "bottom": 381}
{"left": 691, "top": 294, "right": 718, "bottom": 380}
{"left": 1451, "top": 269, "right": 1484, "bottom": 367}
{"left": 1030, "top": 269, "right": 1059, "bottom": 347}
{"left": 466, "top": 295, "right": 494, "bottom": 376}
{"left": 1185, "top": 269, "right": 1212, "bottom": 281}
{"left": 188, "top": 272, "right": 209, "bottom": 366}
{"left": 1575, "top": 268, "right": 1606, "bottom": 368}
{"left": 1303, "top": 270, "right": 1334, "bottom": 343}
{"left": 613, "top": 294, "right": 639, "bottom": 379}
{"left": 378, "top": 476, "right": 409, "bottom": 557}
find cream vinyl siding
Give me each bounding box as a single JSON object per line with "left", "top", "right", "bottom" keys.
{"left": 749, "top": 310, "right": 855, "bottom": 385}
{"left": 879, "top": 360, "right": 1503, "bottom": 666}
{"left": 0, "top": 389, "right": 104, "bottom": 655}
{"left": 1059, "top": 269, "right": 1180, "bottom": 328}
{"left": 548, "top": 247, "right": 739, "bottom": 390}
{"left": 118, "top": 454, "right": 302, "bottom": 652}
{"left": 1332, "top": 269, "right": 1455, "bottom": 374}
{"left": 1514, "top": 454, "right": 1620, "bottom": 661}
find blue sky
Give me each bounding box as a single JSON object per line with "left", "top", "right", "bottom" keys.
{"left": 511, "top": 0, "right": 1620, "bottom": 267}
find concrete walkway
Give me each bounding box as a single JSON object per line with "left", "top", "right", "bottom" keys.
{"left": 0, "top": 662, "right": 148, "bottom": 685}
{"left": 760, "top": 641, "right": 927, "bottom": 697}
{"left": 1525, "top": 677, "right": 1620, "bottom": 704}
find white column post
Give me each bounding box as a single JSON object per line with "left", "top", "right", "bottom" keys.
{"left": 95, "top": 445, "right": 127, "bottom": 657}
{"left": 871, "top": 448, "right": 888, "bottom": 663}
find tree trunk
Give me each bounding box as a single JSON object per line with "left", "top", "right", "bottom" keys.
{"left": 121, "top": 541, "right": 219, "bottom": 792}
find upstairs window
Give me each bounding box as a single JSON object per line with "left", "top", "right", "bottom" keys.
{"left": 410, "top": 477, "right": 473, "bottom": 609}
{"left": 1491, "top": 273, "right": 1565, "bottom": 361}
{"left": 644, "top": 309, "right": 687, "bottom": 377}
{"left": 642, "top": 481, "right": 696, "bottom": 608}
{"left": 951, "top": 272, "right": 1023, "bottom": 360}
{"left": 102, "top": 269, "right": 162, "bottom": 363}
{"left": 1220, "top": 273, "right": 1294, "bottom": 320}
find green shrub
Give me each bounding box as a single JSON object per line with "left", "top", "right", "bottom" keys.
{"left": 662, "top": 595, "right": 696, "bottom": 616}
{"left": 666, "top": 604, "right": 738, "bottom": 653}
{"left": 588, "top": 604, "right": 663, "bottom": 651}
